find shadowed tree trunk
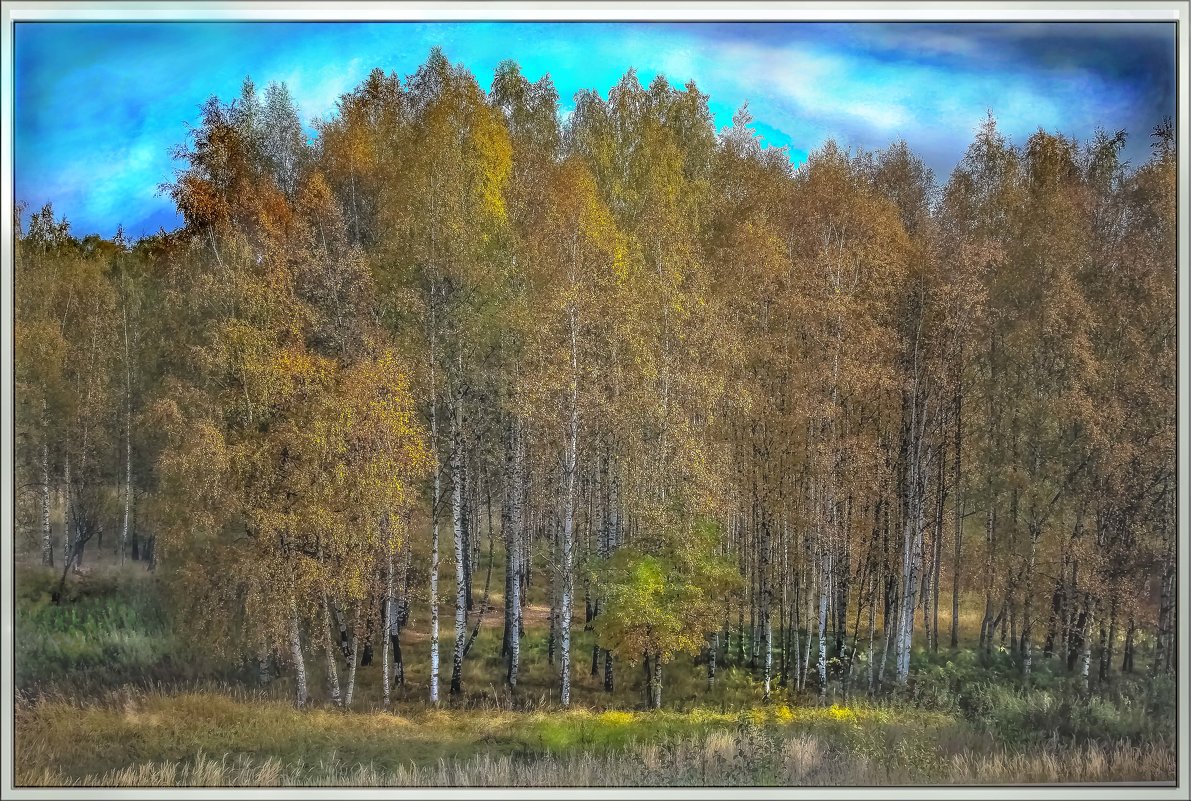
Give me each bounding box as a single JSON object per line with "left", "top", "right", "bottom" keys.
{"left": 322, "top": 595, "right": 342, "bottom": 706}
{"left": 450, "top": 395, "right": 467, "bottom": 697}
{"left": 40, "top": 436, "right": 53, "bottom": 567}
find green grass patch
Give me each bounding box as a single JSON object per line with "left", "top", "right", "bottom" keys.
{"left": 15, "top": 566, "right": 176, "bottom": 690}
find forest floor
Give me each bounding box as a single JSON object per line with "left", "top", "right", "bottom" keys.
{"left": 11, "top": 556, "right": 1179, "bottom": 787}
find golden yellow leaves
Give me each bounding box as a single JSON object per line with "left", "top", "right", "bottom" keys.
{"left": 470, "top": 107, "right": 514, "bottom": 224}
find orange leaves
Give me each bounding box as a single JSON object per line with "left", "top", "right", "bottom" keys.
{"left": 172, "top": 174, "right": 229, "bottom": 231}
{"left": 294, "top": 171, "right": 338, "bottom": 224}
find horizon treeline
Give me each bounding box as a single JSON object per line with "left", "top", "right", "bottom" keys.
{"left": 13, "top": 48, "right": 1177, "bottom": 709}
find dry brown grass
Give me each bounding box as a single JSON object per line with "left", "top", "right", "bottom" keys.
{"left": 20, "top": 726, "right": 1175, "bottom": 787}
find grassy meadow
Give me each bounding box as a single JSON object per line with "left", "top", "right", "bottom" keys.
{"left": 12, "top": 551, "right": 1177, "bottom": 788}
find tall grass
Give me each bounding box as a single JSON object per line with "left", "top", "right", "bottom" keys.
{"left": 21, "top": 729, "right": 1175, "bottom": 787}
{"left": 15, "top": 687, "right": 1176, "bottom": 786}
{"left": 15, "top": 566, "right": 175, "bottom": 689}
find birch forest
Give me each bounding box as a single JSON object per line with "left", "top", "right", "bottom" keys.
{"left": 14, "top": 50, "right": 1177, "bottom": 729}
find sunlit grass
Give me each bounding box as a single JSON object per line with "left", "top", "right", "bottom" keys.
{"left": 12, "top": 557, "right": 1177, "bottom": 787}
{"left": 17, "top": 704, "right": 1175, "bottom": 787}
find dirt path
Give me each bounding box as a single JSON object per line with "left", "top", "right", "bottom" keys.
{"left": 402, "top": 602, "right": 576, "bottom": 643}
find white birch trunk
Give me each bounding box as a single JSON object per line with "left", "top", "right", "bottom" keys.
{"left": 819, "top": 557, "right": 828, "bottom": 699}
{"left": 62, "top": 455, "right": 72, "bottom": 569}
{"left": 451, "top": 397, "right": 466, "bottom": 696}
{"left": 383, "top": 544, "right": 392, "bottom": 708}
{"left": 1080, "top": 600, "right": 1094, "bottom": 692}
{"left": 651, "top": 654, "right": 663, "bottom": 710}
{"left": 506, "top": 417, "right": 524, "bottom": 688}
{"left": 290, "top": 601, "right": 308, "bottom": 707}
{"left": 559, "top": 305, "right": 578, "bottom": 708}
{"left": 761, "top": 508, "right": 772, "bottom": 702}
{"left": 430, "top": 460, "right": 441, "bottom": 702}
{"left": 343, "top": 607, "right": 360, "bottom": 708}
{"left": 896, "top": 480, "right": 924, "bottom": 684}
{"left": 817, "top": 547, "right": 829, "bottom": 700}
{"left": 1022, "top": 526, "right": 1039, "bottom": 679}
{"left": 322, "top": 596, "right": 342, "bottom": 706}
{"left": 764, "top": 607, "right": 773, "bottom": 701}
{"left": 429, "top": 328, "right": 441, "bottom": 705}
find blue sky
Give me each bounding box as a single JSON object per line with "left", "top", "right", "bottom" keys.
{"left": 14, "top": 21, "right": 1176, "bottom": 238}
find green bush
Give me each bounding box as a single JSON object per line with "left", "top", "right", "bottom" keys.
{"left": 15, "top": 568, "right": 175, "bottom": 690}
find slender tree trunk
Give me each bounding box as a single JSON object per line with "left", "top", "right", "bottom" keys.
{"left": 643, "top": 652, "right": 653, "bottom": 708}
{"left": 979, "top": 506, "right": 995, "bottom": 654}
{"left": 558, "top": 304, "right": 579, "bottom": 707}
{"left": 40, "top": 435, "right": 53, "bottom": 568}
{"left": 1153, "top": 508, "right": 1175, "bottom": 676}
{"left": 604, "top": 461, "right": 618, "bottom": 692}
{"left": 1021, "top": 523, "right": 1040, "bottom": 680}
{"left": 1044, "top": 560, "right": 1066, "bottom": 659}
{"left": 343, "top": 607, "right": 360, "bottom": 708}
{"left": 462, "top": 483, "right": 496, "bottom": 658}
{"left": 836, "top": 532, "right": 850, "bottom": 660}
{"left": 120, "top": 303, "right": 132, "bottom": 566}
{"left": 290, "top": 601, "right": 308, "bottom": 707}
{"left": 801, "top": 564, "right": 814, "bottom": 692}
{"left": 930, "top": 463, "right": 944, "bottom": 653}
{"left": 950, "top": 385, "right": 963, "bottom": 649}
{"left": 62, "top": 456, "right": 73, "bottom": 571}
{"left": 502, "top": 421, "right": 516, "bottom": 662}
{"left": 462, "top": 455, "right": 472, "bottom": 616}
{"left": 322, "top": 596, "right": 342, "bottom": 706}
{"left": 779, "top": 517, "right": 790, "bottom": 688}
{"left": 896, "top": 394, "right": 930, "bottom": 685}
{"left": 1122, "top": 616, "right": 1136, "bottom": 674}
{"left": 591, "top": 453, "right": 607, "bottom": 678}
{"left": 763, "top": 603, "right": 773, "bottom": 701}
{"left": 761, "top": 510, "right": 773, "bottom": 702}
{"left": 428, "top": 332, "right": 441, "bottom": 705}
{"left": 1080, "top": 598, "right": 1094, "bottom": 692}
{"left": 391, "top": 540, "right": 409, "bottom": 689}
{"left": 506, "top": 418, "right": 524, "bottom": 688}
{"left": 549, "top": 518, "right": 559, "bottom": 667}
{"left": 651, "top": 653, "right": 663, "bottom": 710}
{"left": 817, "top": 550, "right": 829, "bottom": 700}
{"left": 1101, "top": 597, "right": 1117, "bottom": 683}
{"left": 867, "top": 567, "right": 878, "bottom": 694}
{"left": 749, "top": 537, "right": 758, "bottom": 671}
{"left": 382, "top": 543, "right": 393, "bottom": 708}
{"left": 1067, "top": 591, "right": 1085, "bottom": 673}
{"left": 329, "top": 600, "right": 350, "bottom": 660}
{"left": 921, "top": 530, "right": 933, "bottom": 652}
{"left": 708, "top": 632, "right": 718, "bottom": 689}
{"left": 791, "top": 593, "right": 802, "bottom": 691}
{"left": 450, "top": 397, "right": 467, "bottom": 697}
{"left": 1163, "top": 557, "right": 1176, "bottom": 673}
{"left": 895, "top": 477, "right": 923, "bottom": 684}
